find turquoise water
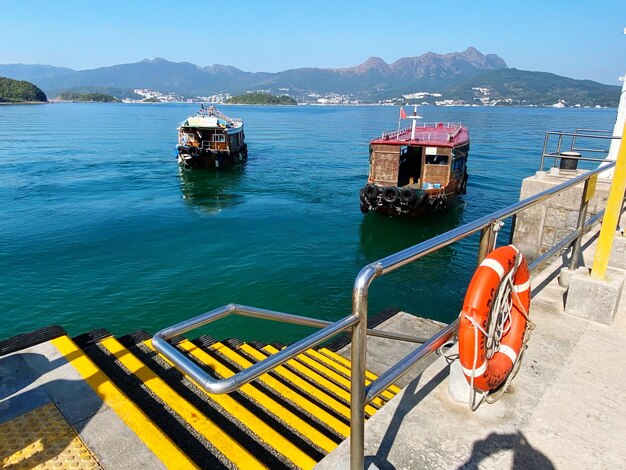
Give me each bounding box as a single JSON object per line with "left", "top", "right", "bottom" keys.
{"left": 0, "top": 103, "right": 615, "bottom": 343}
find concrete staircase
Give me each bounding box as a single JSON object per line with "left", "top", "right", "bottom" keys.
{"left": 0, "top": 327, "right": 399, "bottom": 469}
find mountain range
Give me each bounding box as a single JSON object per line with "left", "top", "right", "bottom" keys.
{"left": 0, "top": 47, "right": 619, "bottom": 106}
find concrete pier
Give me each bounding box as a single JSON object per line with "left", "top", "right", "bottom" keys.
{"left": 512, "top": 170, "right": 610, "bottom": 262}
{"left": 317, "top": 225, "right": 626, "bottom": 469}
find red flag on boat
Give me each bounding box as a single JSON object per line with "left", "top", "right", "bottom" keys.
{"left": 399, "top": 107, "right": 407, "bottom": 119}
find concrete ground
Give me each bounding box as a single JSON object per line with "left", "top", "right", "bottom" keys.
{"left": 317, "top": 233, "right": 626, "bottom": 469}
{"left": 0, "top": 341, "right": 163, "bottom": 469}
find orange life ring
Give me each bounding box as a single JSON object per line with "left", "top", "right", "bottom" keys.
{"left": 458, "top": 245, "right": 531, "bottom": 393}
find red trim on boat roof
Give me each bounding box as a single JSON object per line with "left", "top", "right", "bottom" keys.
{"left": 370, "top": 125, "right": 469, "bottom": 148}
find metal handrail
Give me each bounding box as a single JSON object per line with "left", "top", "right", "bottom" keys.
{"left": 540, "top": 129, "right": 621, "bottom": 171}
{"left": 153, "top": 304, "right": 360, "bottom": 394}
{"left": 153, "top": 154, "right": 617, "bottom": 470}
{"left": 346, "top": 160, "right": 615, "bottom": 468}
{"left": 152, "top": 304, "right": 431, "bottom": 395}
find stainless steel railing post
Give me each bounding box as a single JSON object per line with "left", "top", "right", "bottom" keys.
{"left": 350, "top": 264, "right": 379, "bottom": 470}
{"left": 569, "top": 178, "right": 592, "bottom": 271}
{"left": 477, "top": 226, "right": 493, "bottom": 265}
{"left": 540, "top": 132, "right": 550, "bottom": 171}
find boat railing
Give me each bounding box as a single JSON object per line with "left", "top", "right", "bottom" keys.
{"left": 153, "top": 152, "right": 618, "bottom": 469}
{"left": 381, "top": 122, "right": 464, "bottom": 142}
{"left": 197, "top": 105, "right": 242, "bottom": 126}
{"left": 539, "top": 128, "right": 620, "bottom": 171}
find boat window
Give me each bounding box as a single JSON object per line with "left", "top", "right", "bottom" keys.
{"left": 425, "top": 154, "right": 448, "bottom": 165}
{"left": 212, "top": 134, "right": 226, "bottom": 143}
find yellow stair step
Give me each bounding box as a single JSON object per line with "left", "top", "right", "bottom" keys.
{"left": 238, "top": 343, "right": 353, "bottom": 421}
{"left": 50, "top": 336, "right": 197, "bottom": 470}
{"left": 318, "top": 348, "right": 402, "bottom": 394}
{"left": 175, "top": 339, "right": 338, "bottom": 454}
{"left": 208, "top": 340, "right": 350, "bottom": 438}
{"left": 140, "top": 339, "right": 318, "bottom": 469}
{"left": 304, "top": 348, "right": 396, "bottom": 401}
{"left": 98, "top": 336, "right": 265, "bottom": 469}
{"left": 262, "top": 345, "right": 378, "bottom": 417}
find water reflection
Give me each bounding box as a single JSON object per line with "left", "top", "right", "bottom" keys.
{"left": 358, "top": 203, "right": 468, "bottom": 323}
{"left": 178, "top": 166, "right": 246, "bottom": 216}
{"left": 358, "top": 202, "right": 465, "bottom": 264}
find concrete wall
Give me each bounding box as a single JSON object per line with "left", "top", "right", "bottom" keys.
{"left": 512, "top": 170, "right": 610, "bottom": 262}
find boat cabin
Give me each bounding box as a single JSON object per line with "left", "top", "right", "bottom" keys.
{"left": 178, "top": 115, "right": 245, "bottom": 154}
{"left": 360, "top": 121, "right": 469, "bottom": 216}
{"left": 177, "top": 106, "right": 247, "bottom": 169}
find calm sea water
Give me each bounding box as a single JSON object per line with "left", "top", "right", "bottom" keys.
{"left": 0, "top": 103, "right": 615, "bottom": 343}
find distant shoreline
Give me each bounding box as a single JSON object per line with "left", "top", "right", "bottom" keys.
{"left": 0, "top": 101, "right": 48, "bottom": 105}
{"left": 2, "top": 101, "right": 614, "bottom": 110}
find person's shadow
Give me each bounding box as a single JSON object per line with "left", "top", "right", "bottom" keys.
{"left": 362, "top": 365, "right": 554, "bottom": 470}
{"left": 458, "top": 431, "right": 555, "bottom": 469}
{"left": 0, "top": 351, "right": 102, "bottom": 468}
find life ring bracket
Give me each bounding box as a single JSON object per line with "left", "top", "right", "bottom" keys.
{"left": 458, "top": 245, "right": 533, "bottom": 408}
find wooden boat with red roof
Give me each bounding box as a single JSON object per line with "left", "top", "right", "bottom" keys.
{"left": 360, "top": 106, "right": 469, "bottom": 216}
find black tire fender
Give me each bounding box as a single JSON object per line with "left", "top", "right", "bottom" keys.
{"left": 363, "top": 184, "right": 379, "bottom": 203}
{"left": 399, "top": 188, "right": 417, "bottom": 204}
{"left": 428, "top": 197, "right": 447, "bottom": 212}
{"left": 382, "top": 186, "right": 399, "bottom": 204}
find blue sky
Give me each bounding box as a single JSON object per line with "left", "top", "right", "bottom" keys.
{"left": 1, "top": 0, "right": 624, "bottom": 84}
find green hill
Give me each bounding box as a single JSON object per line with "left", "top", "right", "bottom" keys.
{"left": 57, "top": 91, "right": 119, "bottom": 102}
{"left": 51, "top": 86, "right": 142, "bottom": 100}
{"left": 226, "top": 92, "right": 297, "bottom": 105}
{"left": 0, "top": 76, "right": 47, "bottom": 103}
{"left": 444, "top": 68, "right": 619, "bottom": 107}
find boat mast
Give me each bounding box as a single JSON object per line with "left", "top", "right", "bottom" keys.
{"left": 409, "top": 105, "right": 422, "bottom": 140}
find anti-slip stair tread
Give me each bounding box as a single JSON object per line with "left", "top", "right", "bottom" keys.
{"left": 261, "top": 345, "right": 378, "bottom": 417}
{"left": 271, "top": 346, "right": 391, "bottom": 408}
{"left": 0, "top": 326, "right": 67, "bottom": 356}
{"left": 118, "top": 336, "right": 296, "bottom": 470}
{"left": 123, "top": 329, "right": 152, "bottom": 344}
{"left": 95, "top": 336, "right": 266, "bottom": 469}
{"left": 72, "top": 328, "right": 112, "bottom": 347}
{"left": 317, "top": 348, "right": 402, "bottom": 395}
{"left": 78, "top": 340, "right": 230, "bottom": 469}
{"left": 176, "top": 339, "right": 338, "bottom": 454}
{"left": 229, "top": 342, "right": 353, "bottom": 423}
{"left": 224, "top": 338, "right": 244, "bottom": 348}
{"left": 303, "top": 349, "right": 396, "bottom": 402}
{"left": 204, "top": 340, "right": 350, "bottom": 439}
{"left": 190, "top": 339, "right": 340, "bottom": 442}
{"left": 53, "top": 336, "right": 196, "bottom": 469}
{"left": 289, "top": 351, "right": 384, "bottom": 408}
{"left": 141, "top": 338, "right": 324, "bottom": 468}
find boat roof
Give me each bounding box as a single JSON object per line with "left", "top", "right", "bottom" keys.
{"left": 370, "top": 122, "right": 469, "bottom": 148}
{"left": 178, "top": 105, "right": 243, "bottom": 131}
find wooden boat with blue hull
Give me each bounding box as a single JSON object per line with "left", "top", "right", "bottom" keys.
{"left": 360, "top": 110, "right": 469, "bottom": 217}
{"left": 177, "top": 106, "right": 247, "bottom": 169}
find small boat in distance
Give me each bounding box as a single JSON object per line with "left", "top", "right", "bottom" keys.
{"left": 360, "top": 106, "right": 469, "bottom": 216}
{"left": 177, "top": 105, "right": 247, "bottom": 169}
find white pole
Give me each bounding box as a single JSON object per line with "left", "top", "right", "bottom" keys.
{"left": 600, "top": 76, "right": 626, "bottom": 179}
{"left": 397, "top": 108, "right": 402, "bottom": 139}
{"left": 600, "top": 27, "right": 626, "bottom": 179}
{"left": 411, "top": 105, "right": 418, "bottom": 140}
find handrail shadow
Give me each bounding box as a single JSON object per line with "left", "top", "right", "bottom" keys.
{"left": 366, "top": 365, "right": 450, "bottom": 469}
